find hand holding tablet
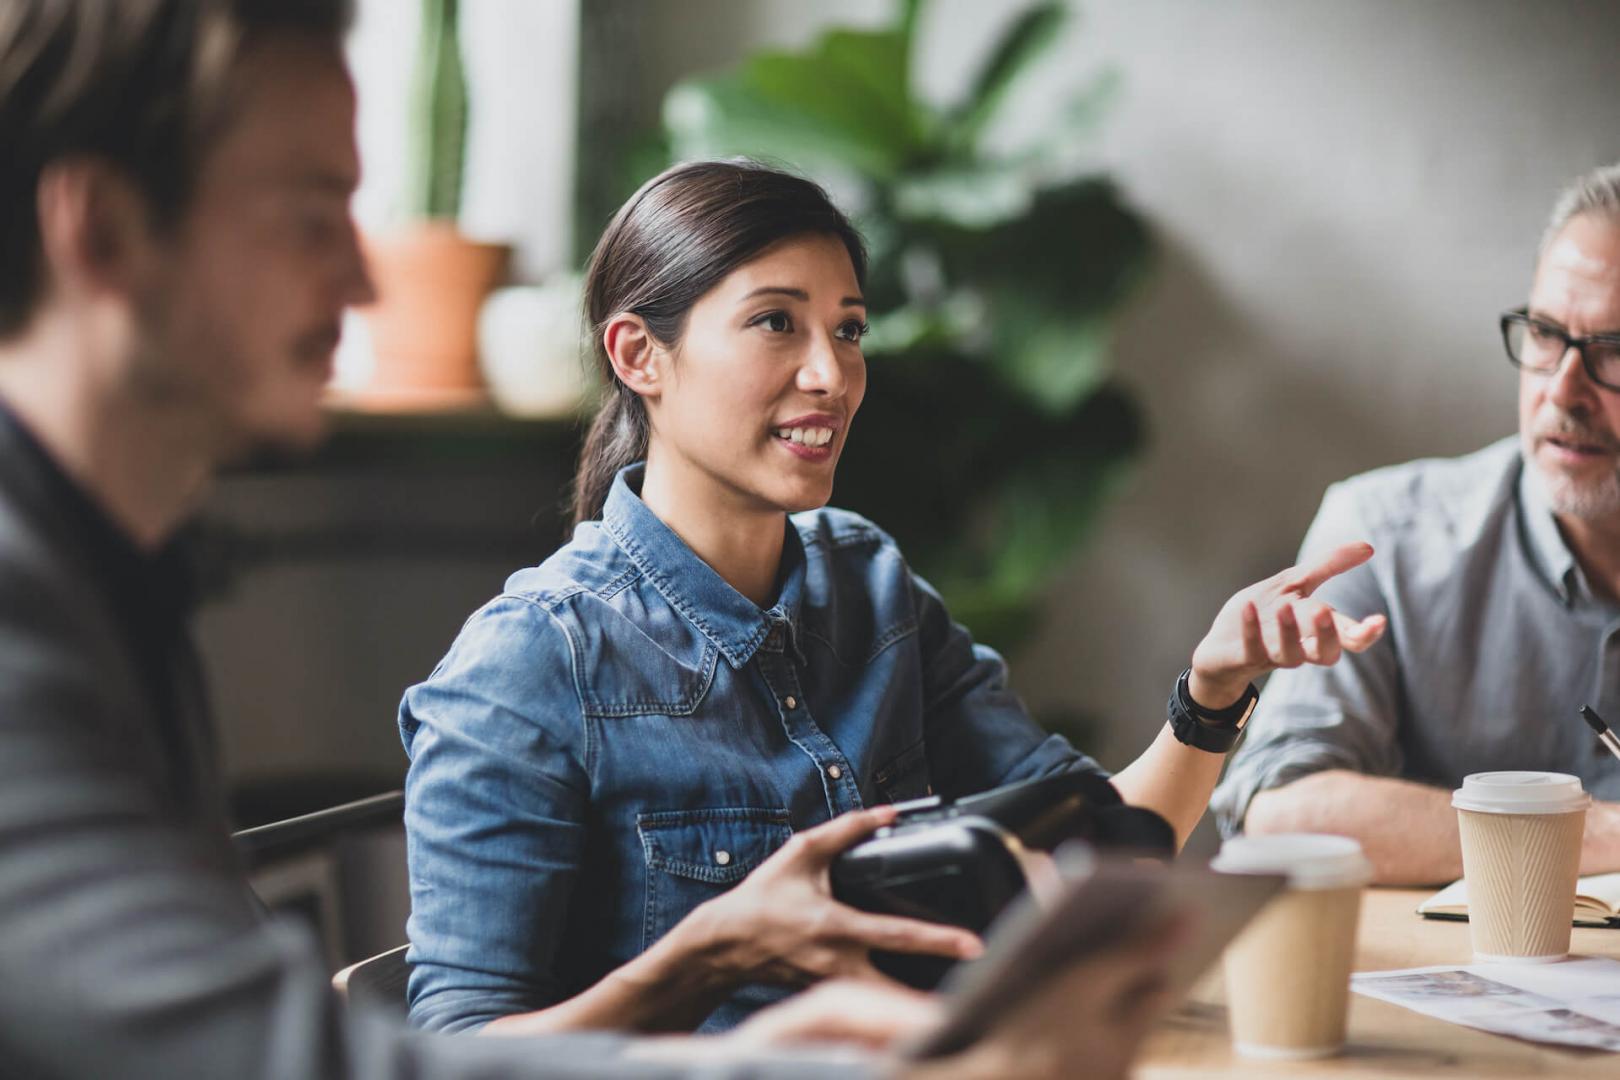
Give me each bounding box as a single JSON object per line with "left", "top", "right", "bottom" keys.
{"left": 904, "top": 845, "right": 1286, "bottom": 1066}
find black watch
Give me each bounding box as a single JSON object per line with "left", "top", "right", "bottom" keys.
{"left": 1167, "top": 667, "right": 1257, "bottom": 754}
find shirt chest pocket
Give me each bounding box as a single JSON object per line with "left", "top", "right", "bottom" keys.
{"left": 636, "top": 807, "right": 793, "bottom": 949}
{"left": 874, "top": 739, "right": 933, "bottom": 803}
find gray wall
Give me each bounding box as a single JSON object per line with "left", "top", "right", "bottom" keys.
{"left": 997, "top": 0, "right": 1616, "bottom": 771}
{"left": 200, "top": 3, "right": 1620, "bottom": 856}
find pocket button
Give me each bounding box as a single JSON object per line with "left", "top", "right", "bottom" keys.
{"left": 714, "top": 849, "right": 732, "bottom": 866}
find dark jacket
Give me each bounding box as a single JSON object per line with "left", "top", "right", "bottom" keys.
{"left": 0, "top": 408, "right": 843, "bottom": 1080}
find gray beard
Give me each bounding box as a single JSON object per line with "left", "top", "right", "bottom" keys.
{"left": 1522, "top": 431, "right": 1620, "bottom": 519}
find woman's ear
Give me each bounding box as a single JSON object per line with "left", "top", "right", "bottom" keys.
{"left": 602, "top": 313, "right": 665, "bottom": 401}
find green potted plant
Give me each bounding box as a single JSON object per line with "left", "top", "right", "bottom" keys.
{"left": 655, "top": 0, "right": 1151, "bottom": 656}
{"left": 357, "top": 0, "right": 509, "bottom": 407}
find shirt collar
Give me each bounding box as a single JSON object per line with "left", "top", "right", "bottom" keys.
{"left": 1517, "top": 453, "right": 1582, "bottom": 605}
{"left": 0, "top": 400, "right": 196, "bottom": 628}
{"left": 601, "top": 463, "right": 805, "bottom": 668}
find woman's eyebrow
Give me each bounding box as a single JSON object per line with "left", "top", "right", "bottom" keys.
{"left": 737, "top": 286, "right": 866, "bottom": 307}
{"left": 739, "top": 286, "right": 808, "bottom": 302}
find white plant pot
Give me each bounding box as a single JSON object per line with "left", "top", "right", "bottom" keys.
{"left": 478, "top": 279, "right": 592, "bottom": 418}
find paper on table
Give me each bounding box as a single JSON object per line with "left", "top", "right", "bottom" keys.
{"left": 1352, "top": 958, "right": 1620, "bottom": 1052}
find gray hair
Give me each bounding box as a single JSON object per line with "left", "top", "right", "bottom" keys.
{"left": 1541, "top": 163, "right": 1620, "bottom": 254}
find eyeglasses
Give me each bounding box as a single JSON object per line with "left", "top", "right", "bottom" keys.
{"left": 1500, "top": 308, "right": 1620, "bottom": 392}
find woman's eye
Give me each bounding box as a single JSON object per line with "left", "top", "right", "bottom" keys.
{"left": 837, "top": 319, "right": 871, "bottom": 344}
{"left": 752, "top": 311, "right": 792, "bottom": 333}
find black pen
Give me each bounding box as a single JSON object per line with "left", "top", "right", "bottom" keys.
{"left": 1579, "top": 705, "right": 1620, "bottom": 764}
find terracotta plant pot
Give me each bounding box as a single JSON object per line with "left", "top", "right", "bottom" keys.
{"left": 356, "top": 223, "right": 510, "bottom": 406}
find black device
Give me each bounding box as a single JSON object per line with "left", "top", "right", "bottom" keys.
{"left": 830, "top": 770, "right": 1174, "bottom": 988}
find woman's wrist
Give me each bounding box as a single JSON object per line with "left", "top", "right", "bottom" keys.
{"left": 609, "top": 911, "right": 741, "bottom": 1029}
{"left": 485, "top": 937, "right": 726, "bottom": 1036}
{"left": 1186, "top": 666, "right": 1251, "bottom": 712}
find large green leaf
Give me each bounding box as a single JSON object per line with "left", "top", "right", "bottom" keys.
{"left": 747, "top": 29, "right": 917, "bottom": 145}
{"left": 983, "top": 298, "right": 1114, "bottom": 414}
{"left": 887, "top": 179, "right": 1149, "bottom": 410}
{"left": 664, "top": 77, "right": 894, "bottom": 179}
{"left": 890, "top": 164, "right": 1038, "bottom": 229}
{"left": 889, "top": 73, "right": 1121, "bottom": 231}
{"left": 924, "top": 178, "right": 1150, "bottom": 303}
{"left": 970, "top": 70, "right": 1122, "bottom": 184}
{"left": 664, "top": 27, "right": 923, "bottom": 181}
{"left": 945, "top": 2, "right": 1066, "bottom": 157}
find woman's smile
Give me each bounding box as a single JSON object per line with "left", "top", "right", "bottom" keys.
{"left": 771, "top": 412, "right": 843, "bottom": 462}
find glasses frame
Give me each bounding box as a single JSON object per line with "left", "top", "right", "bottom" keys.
{"left": 1500, "top": 307, "right": 1620, "bottom": 392}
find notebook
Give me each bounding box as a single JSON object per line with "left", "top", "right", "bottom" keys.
{"left": 1417, "top": 872, "right": 1620, "bottom": 927}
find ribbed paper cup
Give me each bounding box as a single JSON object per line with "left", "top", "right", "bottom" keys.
{"left": 1213, "top": 834, "right": 1373, "bottom": 1059}
{"left": 1453, "top": 772, "right": 1589, "bottom": 963}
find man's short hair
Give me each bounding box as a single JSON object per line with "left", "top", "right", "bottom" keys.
{"left": 0, "top": 0, "right": 354, "bottom": 338}
{"left": 1541, "top": 162, "right": 1620, "bottom": 256}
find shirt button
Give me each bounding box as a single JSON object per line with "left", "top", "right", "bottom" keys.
{"left": 714, "top": 849, "right": 731, "bottom": 866}
{"left": 784, "top": 695, "right": 798, "bottom": 710}
{"left": 827, "top": 764, "right": 843, "bottom": 780}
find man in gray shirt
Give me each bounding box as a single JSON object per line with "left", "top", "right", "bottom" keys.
{"left": 1213, "top": 164, "right": 1620, "bottom": 885}
{"left": 0, "top": 1, "right": 1178, "bottom": 1077}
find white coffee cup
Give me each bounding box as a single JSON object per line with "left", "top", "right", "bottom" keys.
{"left": 1213, "top": 834, "right": 1373, "bottom": 1059}
{"left": 1452, "top": 771, "right": 1590, "bottom": 963}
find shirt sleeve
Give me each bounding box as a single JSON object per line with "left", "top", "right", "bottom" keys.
{"left": 399, "top": 594, "right": 596, "bottom": 1034}
{"left": 1210, "top": 481, "right": 1406, "bottom": 837}
{"left": 0, "top": 569, "right": 873, "bottom": 1079}
{"left": 908, "top": 570, "right": 1109, "bottom": 798}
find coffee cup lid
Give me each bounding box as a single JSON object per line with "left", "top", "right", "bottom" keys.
{"left": 1210, "top": 833, "right": 1373, "bottom": 890}
{"left": 1452, "top": 771, "right": 1591, "bottom": 815}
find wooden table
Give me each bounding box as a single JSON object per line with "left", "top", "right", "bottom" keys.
{"left": 1140, "top": 888, "right": 1620, "bottom": 1076}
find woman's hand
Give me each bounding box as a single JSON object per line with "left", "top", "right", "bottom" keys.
{"left": 1188, "top": 541, "right": 1387, "bottom": 708}
{"left": 489, "top": 805, "right": 979, "bottom": 1036}
{"left": 672, "top": 805, "right": 983, "bottom": 990}
{"left": 697, "top": 911, "right": 1190, "bottom": 1080}
{"left": 720, "top": 977, "right": 942, "bottom": 1053}
{"left": 900, "top": 911, "right": 1190, "bottom": 1080}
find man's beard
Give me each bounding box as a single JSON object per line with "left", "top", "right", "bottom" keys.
{"left": 1522, "top": 410, "right": 1620, "bottom": 519}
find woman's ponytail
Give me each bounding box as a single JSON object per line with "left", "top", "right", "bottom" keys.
{"left": 570, "top": 386, "right": 648, "bottom": 528}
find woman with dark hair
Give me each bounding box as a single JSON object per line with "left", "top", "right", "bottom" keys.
{"left": 399, "top": 159, "right": 1385, "bottom": 1038}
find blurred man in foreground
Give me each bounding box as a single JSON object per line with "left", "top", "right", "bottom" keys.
{"left": 0, "top": 1, "right": 1178, "bottom": 1076}
{"left": 1214, "top": 164, "right": 1620, "bottom": 885}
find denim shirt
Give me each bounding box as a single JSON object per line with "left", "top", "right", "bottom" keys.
{"left": 399, "top": 464, "right": 1103, "bottom": 1033}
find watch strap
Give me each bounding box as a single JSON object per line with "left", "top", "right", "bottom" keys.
{"left": 1167, "top": 667, "right": 1257, "bottom": 754}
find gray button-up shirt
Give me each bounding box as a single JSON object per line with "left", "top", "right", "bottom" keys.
{"left": 1212, "top": 436, "right": 1620, "bottom": 837}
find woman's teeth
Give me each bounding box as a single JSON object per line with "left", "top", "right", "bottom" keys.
{"left": 774, "top": 426, "right": 834, "bottom": 448}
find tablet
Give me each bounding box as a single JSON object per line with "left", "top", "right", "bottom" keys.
{"left": 903, "top": 844, "right": 1285, "bottom": 1060}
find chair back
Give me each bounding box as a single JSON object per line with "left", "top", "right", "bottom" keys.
{"left": 232, "top": 790, "right": 404, "bottom": 870}
{"left": 333, "top": 943, "right": 411, "bottom": 1011}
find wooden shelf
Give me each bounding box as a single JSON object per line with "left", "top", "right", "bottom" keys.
{"left": 219, "top": 396, "right": 585, "bottom": 474}
{"left": 322, "top": 384, "right": 492, "bottom": 414}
